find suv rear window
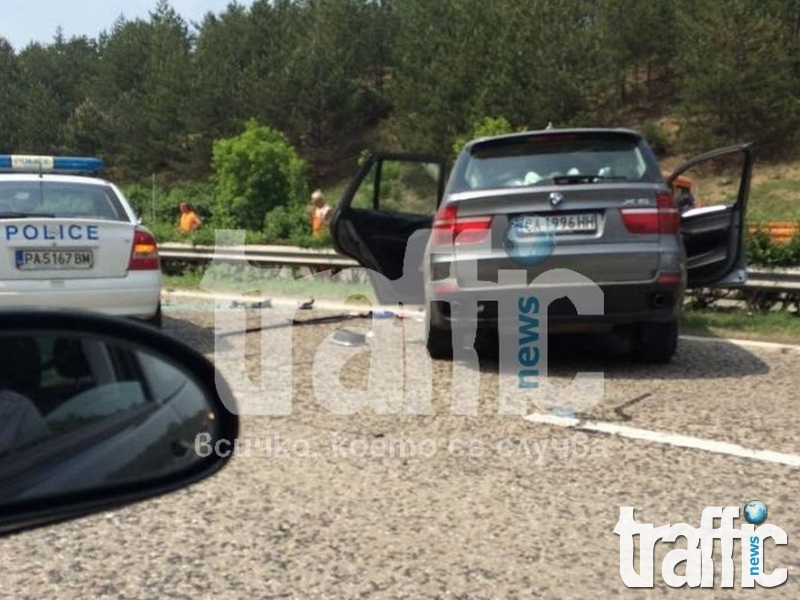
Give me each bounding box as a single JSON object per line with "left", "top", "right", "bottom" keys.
{"left": 454, "top": 132, "right": 663, "bottom": 192}
{"left": 0, "top": 182, "right": 128, "bottom": 221}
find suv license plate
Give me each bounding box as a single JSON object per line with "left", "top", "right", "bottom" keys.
{"left": 513, "top": 213, "right": 597, "bottom": 234}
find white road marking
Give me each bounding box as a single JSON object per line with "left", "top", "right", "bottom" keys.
{"left": 680, "top": 334, "right": 800, "bottom": 352}
{"left": 166, "top": 289, "right": 799, "bottom": 466}
{"left": 524, "top": 412, "right": 581, "bottom": 428}
{"left": 523, "top": 413, "right": 800, "bottom": 467}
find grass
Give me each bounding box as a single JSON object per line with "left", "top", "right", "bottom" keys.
{"left": 660, "top": 154, "right": 800, "bottom": 223}
{"left": 681, "top": 307, "right": 800, "bottom": 345}
{"left": 748, "top": 178, "right": 800, "bottom": 223}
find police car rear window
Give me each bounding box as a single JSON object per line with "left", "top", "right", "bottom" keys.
{"left": 0, "top": 182, "right": 127, "bottom": 221}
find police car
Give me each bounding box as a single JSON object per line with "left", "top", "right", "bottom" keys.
{"left": 0, "top": 155, "right": 163, "bottom": 326}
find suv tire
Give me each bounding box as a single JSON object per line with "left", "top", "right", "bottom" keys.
{"left": 426, "top": 303, "right": 453, "bottom": 360}
{"left": 630, "top": 320, "right": 678, "bottom": 364}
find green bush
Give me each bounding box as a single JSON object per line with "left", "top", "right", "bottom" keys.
{"left": 263, "top": 201, "right": 312, "bottom": 244}
{"left": 145, "top": 221, "right": 180, "bottom": 243}
{"left": 211, "top": 119, "right": 308, "bottom": 230}
{"left": 787, "top": 231, "right": 800, "bottom": 264}
{"left": 122, "top": 180, "right": 216, "bottom": 228}
{"left": 292, "top": 230, "right": 334, "bottom": 248}
{"left": 745, "top": 224, "right": 800, "bottom": 267}
{"left": 452, "top": 116, "right": 516, "bottom": 158}
{"left": 261, "top": 201, "right": 335, "bottom": 247}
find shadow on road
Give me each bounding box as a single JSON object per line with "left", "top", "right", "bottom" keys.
{"left": 163, "top": 309, "right": 771, "bottom": 381}
{"left": 468, "top": 330, "right": 771, "bottom": 380}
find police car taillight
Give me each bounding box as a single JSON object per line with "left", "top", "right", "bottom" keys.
{"left": 129, "top": 228, "right": 160, "bottom": 270}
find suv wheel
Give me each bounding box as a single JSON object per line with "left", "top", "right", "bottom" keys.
{"left": 630, "top": 320, "right": 678, "bottom": 364}
{"left": 426, "top": 324, "right": 453, "bottom": 360}
{"left": 426, "top": 303, "right": 453, "bottom": 360}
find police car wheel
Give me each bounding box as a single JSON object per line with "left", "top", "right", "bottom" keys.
{"left": 144, "top": 303, "right": 162, "bottom": 328}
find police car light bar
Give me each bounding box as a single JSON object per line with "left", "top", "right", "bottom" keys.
{"left": 0, "top": 155, "right": 106, "bottom": 174}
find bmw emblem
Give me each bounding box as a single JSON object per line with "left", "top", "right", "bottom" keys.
{"left": 549, "top": 192, "right": 565, "bottom": 208}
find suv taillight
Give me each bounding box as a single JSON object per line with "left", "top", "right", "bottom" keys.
{"left": 432, "top": 203, "right": 493, "bottom": 247}
{"left": 128, "top": 227, "right": 160, "bottom": 270}
{"left": 620, "top": 192, "right": 679, "bottom": 235}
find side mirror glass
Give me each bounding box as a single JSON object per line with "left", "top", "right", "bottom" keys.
{"left": 0, "top": 311, "right": 239, "bottom": 536}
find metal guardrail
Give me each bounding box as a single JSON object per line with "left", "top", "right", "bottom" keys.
{"left": 743, "top": 268, "right": 800, "bottom": 291}
{"left": 158, "top": 243, "right": 800, "bottom": 293}
{"left": 158, "top": 242, "right": 358, "bottom": 267}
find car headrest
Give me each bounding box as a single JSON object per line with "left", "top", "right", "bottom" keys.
{"left": 53, "top": 338, "right": 92, "bottom": 380}
{"left": 0, "top": 336, "right": 42, "bottom": 396}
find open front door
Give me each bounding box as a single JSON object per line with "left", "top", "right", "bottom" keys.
{"left": 330, "top": 153, "right": 446, "bottom": 305}
{"left": 667, "top": 144, "right": 754, "bottom": 288}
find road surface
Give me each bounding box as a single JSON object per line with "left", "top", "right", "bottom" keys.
{"left": 1, "top": 298, "right": 798, "bottom": 599}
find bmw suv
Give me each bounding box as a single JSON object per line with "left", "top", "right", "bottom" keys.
{"left": 330, "top": 128, "right": 753, "bottom": 364}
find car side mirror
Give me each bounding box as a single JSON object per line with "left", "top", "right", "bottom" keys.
{"left": 0, "top": 309, "right": 239, "bottom": 537}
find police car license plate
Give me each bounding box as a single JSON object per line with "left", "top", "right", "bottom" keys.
{"left": 15, "top": 249, "right": 94, "bottom": 270}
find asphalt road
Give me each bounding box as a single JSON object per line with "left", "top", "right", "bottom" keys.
{"left": 2, "top": 299, "right": 799, "bottom": 599}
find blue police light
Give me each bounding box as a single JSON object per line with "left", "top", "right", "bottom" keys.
{"left": 0, "top": 155, "right": 106, "bottom": 174}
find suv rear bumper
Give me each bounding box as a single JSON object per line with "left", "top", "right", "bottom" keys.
{"left": 428, "top": 280, "right": 684, "bottom": 333}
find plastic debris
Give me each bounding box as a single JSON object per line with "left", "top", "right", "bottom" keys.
{"left": 548, "top": 409, "right": 577, "bottom": 419}
{"left": 330, "top": 328, "right": 368, "bottom": 347}
{"left": 230, "top": 299, "right": 272, "bottom": 309}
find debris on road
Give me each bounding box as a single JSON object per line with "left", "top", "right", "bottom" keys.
{"left": 229, "top": 299, "right": 272, "bottom": 309}
{"left": 330, "top": 328, "right": 369, "bottom": 347}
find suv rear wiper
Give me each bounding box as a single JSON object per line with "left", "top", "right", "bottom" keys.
{"left": 552, "top": 174, "right": 629, "bottom": 185}
{"left": 0, "top": 211, "right": 56, "bottom": 219}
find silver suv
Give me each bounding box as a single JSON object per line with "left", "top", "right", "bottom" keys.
{"left": 331, "top": 128, "right": 753, "bottom": 364}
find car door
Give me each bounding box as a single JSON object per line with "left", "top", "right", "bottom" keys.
{"left": 666, "top": 143, "right": 753, "bottom": 288}
{"left": 330, "top": 153, "right": 446, "bottom": 305}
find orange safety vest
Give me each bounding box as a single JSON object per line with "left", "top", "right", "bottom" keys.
{"left": 312, "top": 206, "right": 330, "bottom": 237}
{"left": 179, "top": 211, "right": 201, "bottom": 232}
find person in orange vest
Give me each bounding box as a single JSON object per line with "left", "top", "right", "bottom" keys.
{"left": 662, "top": 173, "right": 699, "bottom": 213}
{"left": 672, "top": 175, "right": 698, "bottom": 212}
{"left": 178, "top": 202, "right": 202, "bottom": 233}
{"left": 309, "top": 190, "right": 332, "bottom": 238}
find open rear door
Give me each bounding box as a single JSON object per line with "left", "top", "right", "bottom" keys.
{"left": 667, "top": 144, "right": 754, "bottom": 288}
{"left": 330, "top": 153, "right": 446, "bottom": 305}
